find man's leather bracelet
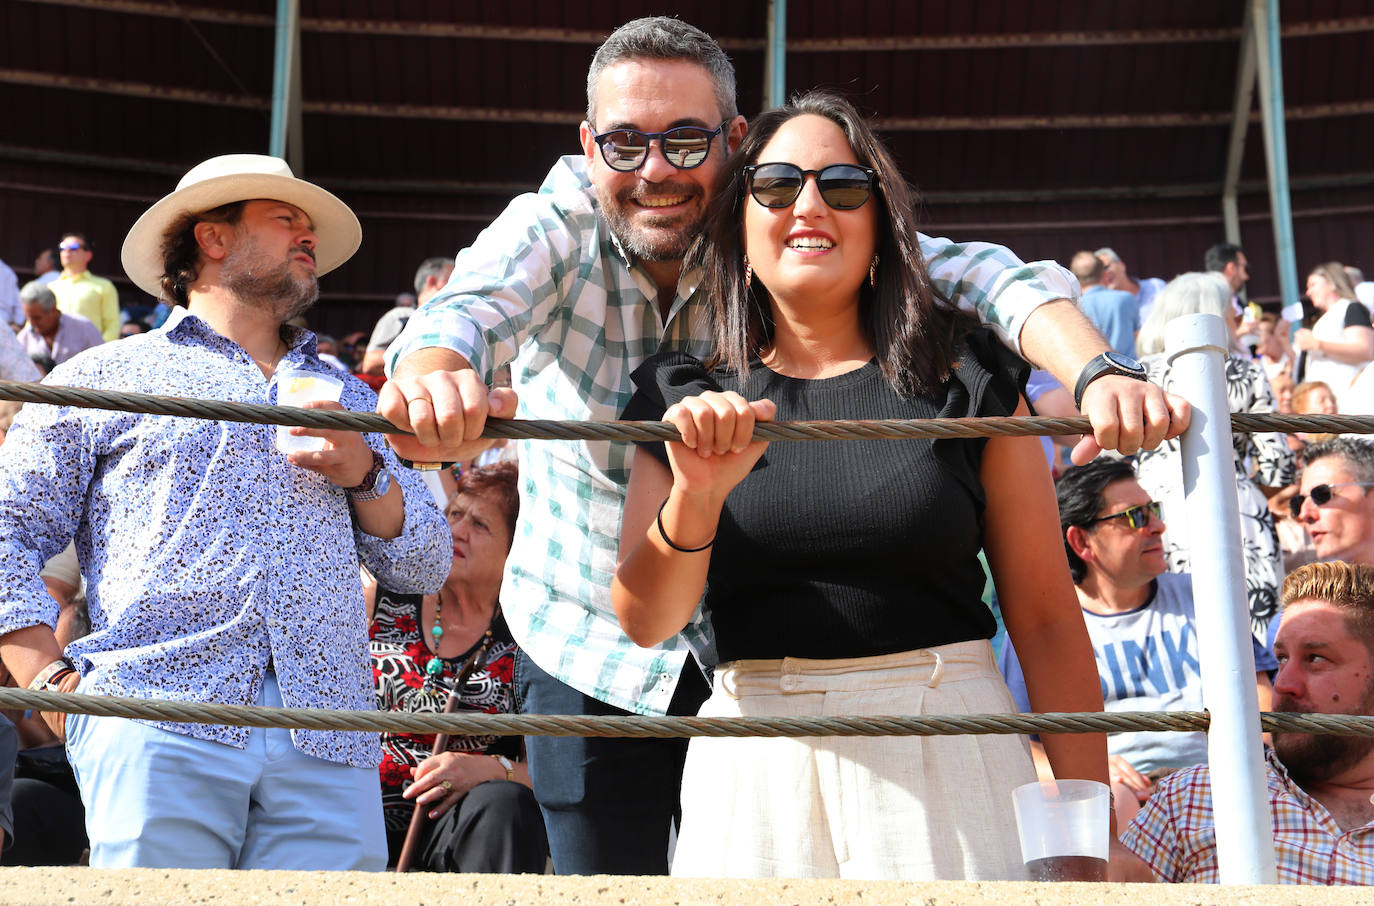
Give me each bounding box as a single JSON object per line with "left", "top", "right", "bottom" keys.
{"left": 383, "top": 439, "right": 455, "bottom": 472}
{"left": 393, "top": 456, "right": 456, "bottom": 472}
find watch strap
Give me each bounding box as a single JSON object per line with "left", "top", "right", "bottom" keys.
{"left": 344, "top": 450, "right": 390, "bottom": 502}
{"left": 1073, "top": 352, "right": 1148, "bottom": 411}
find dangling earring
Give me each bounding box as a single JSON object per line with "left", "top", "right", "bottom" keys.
{"left": 869, "top": 254, "right": 880, "bottom": 289}
{"left": 743, "top": 255, "right": 753, "bottom": 288}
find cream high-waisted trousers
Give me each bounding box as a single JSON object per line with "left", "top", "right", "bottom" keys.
{"left": 671, "top": 640, "right": 1036, "bottom": 880}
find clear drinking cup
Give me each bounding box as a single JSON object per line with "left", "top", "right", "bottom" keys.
{"left": 274, "top": 368, "right": 345, "bottom": 454}
{"left": 1012, "top": 779, "right": 1110, "bottom": 881}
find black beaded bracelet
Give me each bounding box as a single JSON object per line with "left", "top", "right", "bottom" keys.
{"left": 655, "top": 498, "right": 715, "bottom": 553}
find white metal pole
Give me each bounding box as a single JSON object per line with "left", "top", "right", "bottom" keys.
{"left": 1164, "top": 313, "right": 1276, "bottom": 884}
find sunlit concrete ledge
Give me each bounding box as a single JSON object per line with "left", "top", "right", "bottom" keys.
{"left": 0, "top": 869, "right": 1369, "bottom": 906}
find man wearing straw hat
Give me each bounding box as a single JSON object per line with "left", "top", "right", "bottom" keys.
{"left": 0, "top": 154, "right": 450, "bottom": 869}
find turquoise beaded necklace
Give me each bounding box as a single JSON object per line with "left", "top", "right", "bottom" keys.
{"left": 425, "top": 592, "right": 496, "bottom": 688}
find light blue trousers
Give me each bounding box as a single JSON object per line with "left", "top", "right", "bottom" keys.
{"left": 66, "top": 673, "right": 385, "bottom": 870}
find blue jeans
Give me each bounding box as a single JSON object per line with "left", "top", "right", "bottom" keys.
{"left": 514, "top": 648, "right": 708, "bottom": 875}
{"left": 66, "top": 673, "right": 385, "bottom": 870}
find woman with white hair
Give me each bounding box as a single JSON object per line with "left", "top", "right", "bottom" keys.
{"left": 1134, "top": 272, "right": 1294, "bottom": 638}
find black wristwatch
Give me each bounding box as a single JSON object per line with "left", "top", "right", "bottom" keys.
{"left": 1073, "top": 351, "right": 1149, "bottom": 411}
{"left": 345, "top": 450, "right": 393, "bottom": 502}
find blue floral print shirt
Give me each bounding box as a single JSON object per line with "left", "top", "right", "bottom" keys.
{"left": 0, "top": 308, "right": 450, "bottom": 768}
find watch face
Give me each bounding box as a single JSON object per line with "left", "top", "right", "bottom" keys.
{"left": 1103, "top": 351, "right": 1146, "bottom": 375}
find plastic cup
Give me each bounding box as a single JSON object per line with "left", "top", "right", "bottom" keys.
{"left": 274, "top": 368, "right": 344, "bottom": 454}
{"left": 1012, "top": 779, "right": 1110, "bottom": 881}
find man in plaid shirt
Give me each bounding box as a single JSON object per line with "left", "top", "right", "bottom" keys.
{"left": 1120, "top": 560, "right": 1374, "bottom": 883}
{"left": 380, "top": 16, "right": 1189, "bottom": 877}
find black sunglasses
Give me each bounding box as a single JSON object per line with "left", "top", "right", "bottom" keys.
{"left": 1288, "top": 482, "right": 1374, "bottom": 518}
{"left": 592, "top": 121, "right": 728, "bottom": 172}
{"left": 1088, "top": 501, "right": 1162, "bottom": 531}
{"left": 744, "top": 162, "right": 878, "bottom": 211}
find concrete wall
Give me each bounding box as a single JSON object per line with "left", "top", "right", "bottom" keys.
{"left": 0, "top": 869, "right": 1369, "bottom": 906}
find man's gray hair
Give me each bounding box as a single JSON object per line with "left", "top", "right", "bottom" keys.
{"left": 585, "top": 16, "right": 737, "bottom": 126}
{"left": 412, "top": 257, "right": 455, "bottom": 295}
{"left": 1095, "top": 247, "right": 1122, "bottom": 263}
{"left": 1300, "top": 437, "right": 1374, "bottom": 484}
{"left": 18, "top": 280, "right": 57, "bottom": 312}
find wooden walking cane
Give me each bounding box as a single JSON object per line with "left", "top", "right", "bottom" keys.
{"left": 394, "top": 616, "right": 499, "bottom": 873}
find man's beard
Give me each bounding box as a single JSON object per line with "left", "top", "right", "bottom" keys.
{"left": 221, "top": 239, "right": 319, "bottom": 323}
{"left": 596, "top": 180, "right": 704, "bottom": 263}
{"left": 1273, "top": 682, "right": 1374, "bottom": 785}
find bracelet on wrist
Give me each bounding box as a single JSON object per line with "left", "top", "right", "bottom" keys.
{"left": 384, "top": 439, "right": 455, "bottom": 472}
{"left": 655, "top": 498, "right": 714, "bottom": 553}
{"left": 28, "top": 658, "right": 76, "bottom": 692}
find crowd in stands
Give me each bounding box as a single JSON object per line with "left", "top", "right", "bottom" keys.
{"left": 0, "top": 13, "right": 1371, "bottom": 887}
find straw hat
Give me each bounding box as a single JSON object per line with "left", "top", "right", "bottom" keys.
{"left": 121, "top": 154, "right": 361, "bottom": 299}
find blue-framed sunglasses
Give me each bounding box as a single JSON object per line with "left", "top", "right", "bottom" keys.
{"left": 591, "top": 121, "right": 729, "bottom": 172}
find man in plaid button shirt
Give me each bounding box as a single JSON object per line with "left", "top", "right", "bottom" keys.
{"left": 380, "top": 16, "right": 1189, "bottom": 877}
{"left": 1120, "top": 560, "right": 1374, "bottom": 883}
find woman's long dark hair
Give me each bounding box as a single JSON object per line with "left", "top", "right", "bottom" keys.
{"left": 690, "top": 90, "right": 970, "bottom": 396}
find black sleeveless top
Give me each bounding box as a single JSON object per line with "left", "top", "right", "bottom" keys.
{"left": 622, "top": 329, "right": 1027, "bottom": 662}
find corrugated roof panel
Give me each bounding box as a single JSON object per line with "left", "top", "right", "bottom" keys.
{"left": 2, "top": 0, "right": 1372, "bottom": 325}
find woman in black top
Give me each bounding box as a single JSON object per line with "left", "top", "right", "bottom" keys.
{"left": 612, "top": 91, "right": 1109, "bottom": 880}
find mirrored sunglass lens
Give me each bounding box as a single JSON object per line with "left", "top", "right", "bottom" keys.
{"left": 602, "top": 131, "right": 649, "bottom": 170}
{"left": 662, "top": 129, "right": 712, "bottom": 168}
{"left": 1123, "top": 502, "right": 1161, "bottom": 529}
{"left": 1311, "top": 484, "right": 1335, "bottom": 506}
{"left": 817, "top": 167, "right": 872, "bottom": 209}
{"left": 751, "top": 166, "right": 803, "bottom": 206}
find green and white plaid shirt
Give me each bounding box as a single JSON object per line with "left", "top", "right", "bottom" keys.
{"left": 389, "top": 155, "right": 1079, "bottom": 715}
